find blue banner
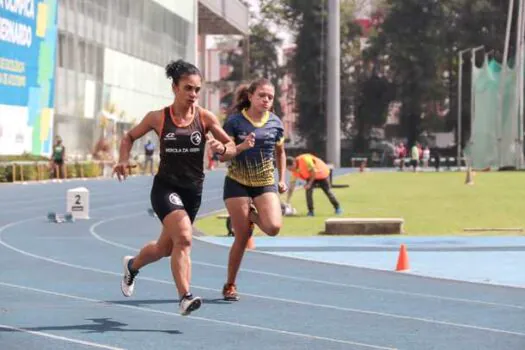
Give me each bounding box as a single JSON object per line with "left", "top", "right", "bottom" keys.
{"left": 0, "top": 0, "right": 57, "bottom": 155}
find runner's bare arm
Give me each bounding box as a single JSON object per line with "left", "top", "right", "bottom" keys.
{"left": 118, "top": 111, "right": 158, "bottom": 163}
{"left": 202, "top": 109, "right": 236, "bottom": 160}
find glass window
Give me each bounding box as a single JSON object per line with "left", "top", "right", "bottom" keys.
{"left": 58, "top": 33, "right": 66, "bottom": 67}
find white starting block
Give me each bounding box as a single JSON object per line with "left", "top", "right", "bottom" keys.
{"left": 67, "top": 187, "right": 90, "bottom": 219}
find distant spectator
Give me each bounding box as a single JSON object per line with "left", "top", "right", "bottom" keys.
{"left": 432, "top": 149, "right": 441, "bottom": 171}
{"left": 422, "top": 146, "right": 430, "bottom": 168}
{"left": 410, "top": 143, "right": 419, "bottom": 172}
{"left": 396, "top": 142, "right": 406, "bottom": 171}
{"left": 144, "top": 140, "right": 155, "bottom": 175}
{"left": 50, "top": 136, "right": 66, "bottom": 179}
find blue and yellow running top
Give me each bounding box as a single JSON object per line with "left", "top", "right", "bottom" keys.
{"left": 223, "top": 109, "right": 284, "bottom": 187}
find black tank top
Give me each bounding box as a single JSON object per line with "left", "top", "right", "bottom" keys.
{"left": 157, "top": 106, "right": 206, "bottom": 189}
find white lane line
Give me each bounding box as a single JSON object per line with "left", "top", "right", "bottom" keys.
{"left": 88, "top": 195, "right": 224, "bottom": 251}
{"left": 90, "top": 212, "right": 525, "bottom": 311}
{"left": 2, "top": 221, "right": 524, "bottom": 338}
{"left": 0, "top": 324, "right": 125, "bottom": 350}
{"left": 0, "top": 191, "right": 149, "bottom": 215}
{"left": 0, "top": 282, "right": 395, "bottom": 350}
{"left": 0, "top": 182, "right": 221, "bottom": 215}
{"left": 0, "top": 183, "right": 150, "bottom": 208}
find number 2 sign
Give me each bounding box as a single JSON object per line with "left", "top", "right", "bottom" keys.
{"left": 67, "top": 187, "right": 90, "bottom": 219}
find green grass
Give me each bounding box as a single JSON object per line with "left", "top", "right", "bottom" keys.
{"left": 194, "top": 171, "right": 525, "bottom": 236}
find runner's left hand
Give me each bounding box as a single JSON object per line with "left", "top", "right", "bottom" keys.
{"left": 206, "top": 134, "right": 225, "bottom": 154}
{"left": 278, "top": 181, "right": 288, "bottom": 194}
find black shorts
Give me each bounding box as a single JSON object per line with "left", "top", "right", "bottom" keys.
{"left": 150, "top": 176, "right": 202, "bottom": 223}
{"left": 53, "top": 159, "right": 64, "bottom": 166}
{"left": 223, "top": 176, "right": 276, "bottom": 200}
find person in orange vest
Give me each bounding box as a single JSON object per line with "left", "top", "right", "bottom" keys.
{"left": 286, "top": 154, "right": 342, "bottom": 216}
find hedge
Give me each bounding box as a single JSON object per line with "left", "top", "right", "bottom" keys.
{"left": 0, "top": 154, "right": 151, "bottom": 183}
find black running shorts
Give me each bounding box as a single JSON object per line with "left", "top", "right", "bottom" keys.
{"left": 223, "top": 176, "right": 277, "bottom": 200}
{"left": 150, "top": 175, "right": 202, "bottom": 223}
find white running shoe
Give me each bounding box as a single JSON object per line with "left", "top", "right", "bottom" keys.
{"left": 179, "top": 294, "right": 202, "bottom": 316}
{"left": 121, "top": 256, "right": 139, "bottom": 297}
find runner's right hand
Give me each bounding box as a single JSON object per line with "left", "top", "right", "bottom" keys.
{"left": 240, "top": 132, "right": 256, "bottom": 151}
{"left": 113, "top": 162, "right": 130, "bottom": 182}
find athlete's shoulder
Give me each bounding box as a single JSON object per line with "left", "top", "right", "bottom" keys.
{"left": 195, "top": 105, "right": 211, "bottom": 116}
{"left": 149, "top": 107, "right": 168, "bottom": 116}
{"left": 143, "top": 108, "right": 165, "bottom": 121}
{"left": 268, "top": 112, "right": 284, "bottom": 126}
{"left": 195, "top": 105, "right": 217, "bottom": 126}
{"left": 224, "top": 112, "right": 244, "bottom": 125}
{"left": 227, "top": 112, "right": 244, "bottom": 120}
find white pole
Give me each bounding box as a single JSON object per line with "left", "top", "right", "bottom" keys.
{"left": 515, "top": 0, "right": 524, "bottom": 168}
{"left": 519, "top": 0, "right": 525, "bottom": 168}
{"left": 497, "top": 0, "right": 515, "bottom": 168}
{"left": 469, "top": 46, "right": 484, "bottom": 159}
{"left": 457, "top": 49, "right": 470, "bottom": 167}
{"left": 326, "top": 0, "right": 341, "bottom": 167}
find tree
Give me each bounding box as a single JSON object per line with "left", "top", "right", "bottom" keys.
{"left": 220, "top": 14, "right": 284, "bottom": 116}
{"left": 445, "top": 0, "right": 518, "bottom": 146}
{"left": 353, "top": 68, "right": 394, "bottom": 152}
{"left": 261, "top": 0, "right": 362, "bottom": 153}
{"left": 365, "top": 0, "right": 519, "bottom": 148}
{"left": 259, "top": 0, "right": 518, "bottom": 154}
{"left": 291, "top": 0, "right": 327, "bottom": 152}
{"left": 364, "top": 0, "right": 452, "bottom": 147}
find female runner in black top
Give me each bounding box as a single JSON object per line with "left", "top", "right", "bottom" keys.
{"left": 113, "top": 59, "right": 235, "bottom": 316}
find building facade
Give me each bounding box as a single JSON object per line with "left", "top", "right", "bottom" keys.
{"left": 0, "top": 0, "right": 248, "bottom": 157}
{"left": 55, "top": 0, "right": 199, "bottom": 157}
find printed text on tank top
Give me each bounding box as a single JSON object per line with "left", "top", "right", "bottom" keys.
{"left": 162, "top": 107, "right": 203, "bottom": 155}
{"left": 157, "top": 106, "right": 206, "bottom": 189}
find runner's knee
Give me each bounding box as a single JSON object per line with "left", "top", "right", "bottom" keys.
{"left": 265, "top": 222, "right": 281, "bottom": 236}
{"left": 154, "top": 240, "right": 172, "bottom": 257}
{"left": 173, "top": 233, "right": 192, "bottom": 249}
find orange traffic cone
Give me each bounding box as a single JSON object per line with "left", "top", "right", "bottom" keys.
{"left": 395, "top": 244, "right": 410, "bottom": 272}
{"left": 246, "top": 236, "right": 256, "bottom": 250}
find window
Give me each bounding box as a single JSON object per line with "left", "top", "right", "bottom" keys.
{"left": 58, "top": 33, "right": 66, "bottom": 68}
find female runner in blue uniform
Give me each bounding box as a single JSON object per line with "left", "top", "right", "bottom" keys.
{"left": 113, "top": 59, "right": 236, "bottom": 315}
{"left": 220, "top": 78, "right": 288, "bottom": 301}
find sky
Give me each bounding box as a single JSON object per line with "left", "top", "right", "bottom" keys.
{"left": 242, "top": 0, "right": 374, "bottom": 44}
{"left": 207, "top": 0, "right": 375, "bottom": 50}
{"left": 206, "top": 0, "right": 293, "bottom": 49}
{"left": 244, "top": 0, "right": 293, "bottom": 44}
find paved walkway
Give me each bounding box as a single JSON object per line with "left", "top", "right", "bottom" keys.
{"left": 198, "top": 236, "right": 525, "bottom": 288}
